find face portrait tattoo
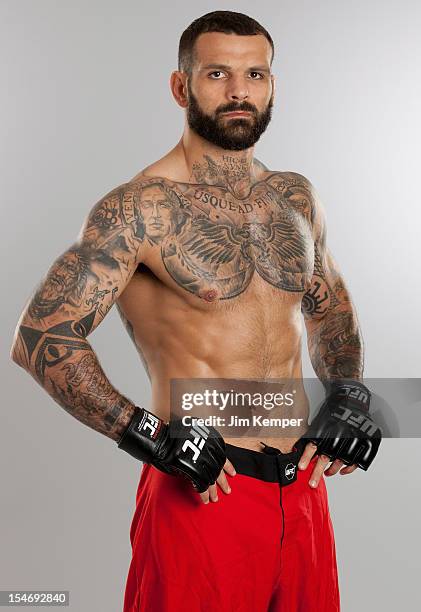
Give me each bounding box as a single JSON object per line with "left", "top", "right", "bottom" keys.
{"left": 29, "top": 250, "right": 90, "bottom": 319}
{"left": 138, "top": 184, "right": 179, "bottom": 243}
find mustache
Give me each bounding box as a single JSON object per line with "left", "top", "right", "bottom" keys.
{"left": 216, "top": 102, "right": 257, "bottom": 115}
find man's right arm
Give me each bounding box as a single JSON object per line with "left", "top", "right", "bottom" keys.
{"left": 10, "top": 181, "right": 145, "bottom": 441}
{"left": 10, "top": 179, "right": 228, "bottom": 496}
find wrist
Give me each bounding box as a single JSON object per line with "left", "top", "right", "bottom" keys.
{"left": 323, "top": 378, "right": 371, "bottom": 411}
{"left": 117, "top": 407, "right": 169, "bottom": 462}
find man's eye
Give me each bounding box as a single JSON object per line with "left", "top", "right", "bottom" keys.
{"left": 209, "top": 71, "right": 225, "bottom": 79}
{"left": 249, "top": 72, "right": 264, "bottom": 79}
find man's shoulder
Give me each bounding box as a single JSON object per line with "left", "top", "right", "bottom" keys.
{"left": 264, "top": 170, "right": 323, "bottom": 235}
{"left": 128, "top": 154, "right": 190, "bottom": 188}
{"left": 265, "top": 169, "right": 315, "bottom": 189}
{"left": 126, "top": 169, "right": 167, "bottom": 188}
{"left": 264, "top": 170, "right": 318, "bottom": 208}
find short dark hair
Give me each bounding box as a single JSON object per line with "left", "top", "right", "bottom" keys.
{"left": 178, "top": 11, "right": 274, "bottom": 75}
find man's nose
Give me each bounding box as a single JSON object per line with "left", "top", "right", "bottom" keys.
{"left": 226, "top": 76, "right": 249, "bottom": 102}
{"left": 152, "top": 203, "right": 161, "bottom": 217}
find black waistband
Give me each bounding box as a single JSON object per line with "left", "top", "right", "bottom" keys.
{"left": 225, "top": 437, "right": 308, "bottom": 487}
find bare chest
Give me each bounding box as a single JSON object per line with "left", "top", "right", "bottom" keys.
{"left": 135, "top": 176, "right": 315, "bottom": 303}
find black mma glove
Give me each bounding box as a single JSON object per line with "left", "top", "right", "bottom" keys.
{"left": 117, "top": 407, "right": 226, "bottom": 493}
{"left": 303, "top": 380, "right": 382, "bottom": 470}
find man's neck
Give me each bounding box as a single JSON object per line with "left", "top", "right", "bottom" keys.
{"left": 177, "top": 130, "right": 263, "bottom": 199}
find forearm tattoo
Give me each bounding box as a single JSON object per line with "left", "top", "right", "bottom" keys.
{"left": 13, "top": 312, "right": 136, "bottom": 440}
{"left": 12, "top": 184, "right": 145, "bottom": 440}
{"left": 302, "top": 240, "right": 364, "bottom": 380}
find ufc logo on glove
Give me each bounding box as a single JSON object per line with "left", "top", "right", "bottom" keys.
{"left": 331, "top": 406, "right": 380, "bottom": 437}
{"left": 182, "top": 422, "right": 210, "bottom": 463}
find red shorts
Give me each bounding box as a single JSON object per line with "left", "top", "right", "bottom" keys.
{"left": 122, "top": 439, "right": 340, "bottom": 612}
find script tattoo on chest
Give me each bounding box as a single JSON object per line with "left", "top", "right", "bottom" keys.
{"left": 134, "top": 171, "right": 316, "bottom": 299}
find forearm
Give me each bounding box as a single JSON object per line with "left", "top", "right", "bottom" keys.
{"left": 305, "top": 299, "right": 364, "bottom": 385}
{"left": 11, "top": 318, "right": 135, "bottom": 442}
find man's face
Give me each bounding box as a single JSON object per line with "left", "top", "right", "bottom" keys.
{"left": 185, "top": 32, "right": 274, "bottom": 151}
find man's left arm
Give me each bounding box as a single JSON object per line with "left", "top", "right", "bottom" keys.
{"left": 297, "top": 178, "right": 382, "bottom": 485}
{"left": 301, "top": 182, "right": 364, "bottom": 385}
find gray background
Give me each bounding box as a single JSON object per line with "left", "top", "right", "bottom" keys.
{"left": 2, "top": 0, "right": 420, "bottom": 610}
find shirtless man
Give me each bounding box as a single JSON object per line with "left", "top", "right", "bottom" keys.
{"left": 10, "top": 10, "right": 382, "bottom": 612}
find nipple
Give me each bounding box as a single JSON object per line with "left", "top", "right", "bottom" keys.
{"left": 202, "top": 289, "right": 218, "bottom": 302}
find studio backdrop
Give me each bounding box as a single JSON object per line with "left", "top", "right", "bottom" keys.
{"left": 1, "top": 1, "right": 420, "bottom": 611}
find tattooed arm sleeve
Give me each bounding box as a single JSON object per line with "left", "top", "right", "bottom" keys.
{"left": 10, "top": 183, "right": 146, "bottom": 441}
{"left": 301, "top": 182, "right": 365, "bottom": 383}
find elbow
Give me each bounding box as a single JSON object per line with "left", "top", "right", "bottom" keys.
{"left": 9, "top": 318, "right": 28, "bottom": 368}
{"left": 10, "top": 330, "right": 27, "bottom": 369}
{"left": 10, "top": 343, "right": 23, "bottom": 367}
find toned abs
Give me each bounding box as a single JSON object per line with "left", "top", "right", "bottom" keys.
{"left": 116, "top": 166, "right": 318, "bottom": 453}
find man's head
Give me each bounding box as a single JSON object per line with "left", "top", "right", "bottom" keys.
{"left": 172, "top": 11, "right": 275, "bottom": 151}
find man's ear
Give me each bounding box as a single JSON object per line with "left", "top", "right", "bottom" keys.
{"left": 271, "top": 74, "right": 276, "bottom": 100}
{"left": 170, "top": 70, "right": 189, "bottom": 108}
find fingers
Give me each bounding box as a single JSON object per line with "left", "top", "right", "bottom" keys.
{"left": 324, "top": 460, "right": 358, "bottom": 477}
{"left": 217, "top": 466, "right": 234, "bottom": 494}
{"left": 324, "top": 458, "right": 346, "bottom": 476}
{"left": 298, "top": 441, "right": 358, "bottom": 487}
{"left": 339, "top": 463, "right": 358, "bottom": 475}
{"left": 199, "top": 462, "right": 236, "bottom": 504}
{"left": 298, "top": 441, "right": 319, "bottom": 469}
{"left": 199, "top": 488, "right": 210, "bottom": 504}
{"left": 223, "top": 458, "right": 236, "bottom": 477}
{"left": 208, "top": 483, "right": 219, "bottom": 502}
{"left": 199, "top": 483, "right": 217, "bottom": 504}
{"left": 307, "top": 454, "right": 332, "bottom": 488}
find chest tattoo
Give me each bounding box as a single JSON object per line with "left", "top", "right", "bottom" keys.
{"left": 132, "top": 174, "right": 315, "bottom": 299}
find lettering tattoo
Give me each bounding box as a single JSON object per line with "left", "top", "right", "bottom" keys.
{"left": 191, "top": 154, "right": 264, "bottom": 198}
{"left": 136, "top": 172, "right": 315, "bottom": 298}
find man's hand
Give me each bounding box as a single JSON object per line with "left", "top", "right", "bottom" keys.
{"left": 199, "top": 458, "right": 236, "bottom": 504}
{"left": 298, "top": 381, "right": 383, "bottom": 488}
{"left": 298, "top": 441, "right": 359, "bottom": 488}
{"left": 118, "top": 407, "right": 227, "bottom": 493}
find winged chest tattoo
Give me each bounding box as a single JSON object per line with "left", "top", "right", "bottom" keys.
{"left": 129, "top": 171, "right": 316, "bottom": 300}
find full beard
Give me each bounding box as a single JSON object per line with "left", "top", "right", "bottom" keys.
{"left": 186, "top": 85, "right": 273, "bottom": 151}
